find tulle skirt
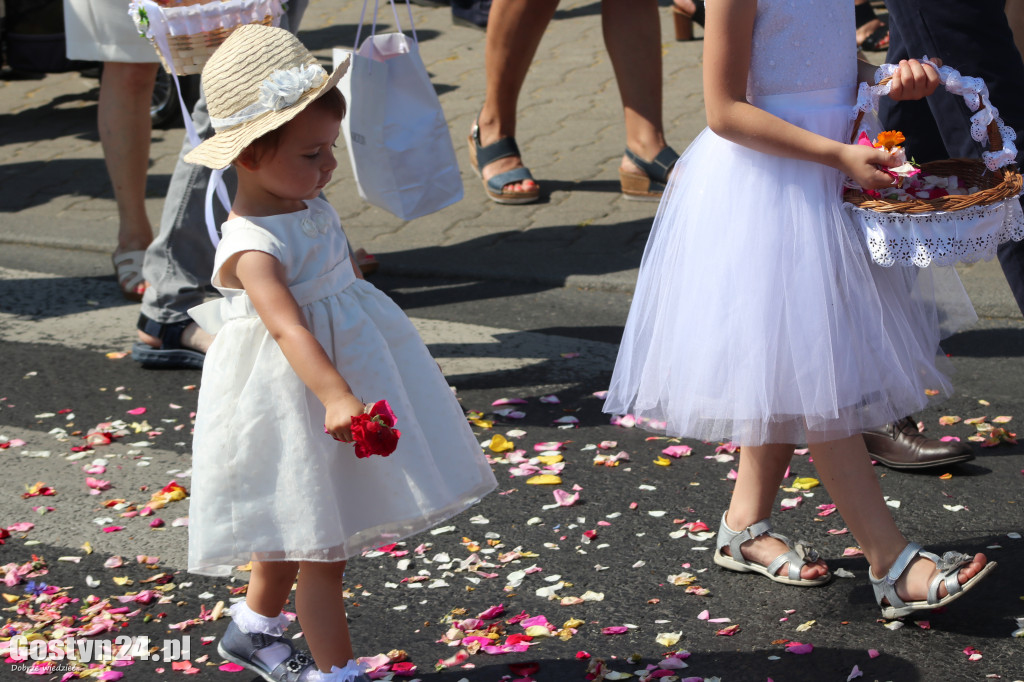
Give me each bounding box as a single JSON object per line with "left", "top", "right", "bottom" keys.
{"left": 604, "top": 87, "right": 976, "bottom": 446}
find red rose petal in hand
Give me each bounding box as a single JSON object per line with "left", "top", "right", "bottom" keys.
{"left": 350, "top": 400, "right": 401, "bottom": 457}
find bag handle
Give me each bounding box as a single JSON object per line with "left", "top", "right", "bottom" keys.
{"left": 851, "top": 56, "right": 1017, "bottom": 172}
{"left": 354, "top": 0, "right": 418, "bottom": 53}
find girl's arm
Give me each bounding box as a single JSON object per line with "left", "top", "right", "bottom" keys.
{"left": 231, "top": 250, "right": 366, "bottom": 441}
{"left": 702, "top": 0, "right": 938, "bottom": 190}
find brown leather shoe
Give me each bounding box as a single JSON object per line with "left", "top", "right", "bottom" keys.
{"left": 863, "top": 417, "right": 974, "bottom": 470}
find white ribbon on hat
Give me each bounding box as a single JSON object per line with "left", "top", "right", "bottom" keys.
{"left": 209, "top": 63, "right": 328, "bottom": 130}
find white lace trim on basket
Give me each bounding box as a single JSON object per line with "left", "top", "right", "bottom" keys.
{"left": 847, "top": 200, "right": 1024, "bottom": 267}
{"left": 129, "top": 0, "right": 284, "bottom": 40}
{"left": 854, "top": 57, "right": 1019, "bottom": 171}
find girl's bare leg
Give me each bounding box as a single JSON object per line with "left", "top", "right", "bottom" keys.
{"left": 809, "top": 434, "right": 987, "bottom": 602}
{"left": 725, "top": 443, "right": 829, "bottom": 580}
{"left": 247, "top": 560, "right": 300, "bottom": 617}
{"left": 296, "top": 560, "right": 353, "bottom": 672}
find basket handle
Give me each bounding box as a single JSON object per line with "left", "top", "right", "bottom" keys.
{"left": 851, "top": 58, "right": 1016, "bottom": 170}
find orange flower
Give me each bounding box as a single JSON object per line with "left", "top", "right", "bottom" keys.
{"left": 874, "top": 130, "right": 906, "bottom": 150}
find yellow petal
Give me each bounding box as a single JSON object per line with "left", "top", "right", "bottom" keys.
{"left": 524, "top": 625, "right": 553, "bottom": 637}
{"left": 938, "top": 416, "right": 961, "bottom": 425}
{"left": 470, "top": 418, "right": 494, "bottom": 429}
{"left": 792, "top": 477, "right": 820, "bottom": 490}
{"left": 81, "top": 541, "right": 93, "bottom": 555}
{"left": 653, "top": 456, "right": 672, "bottom": 467}
{"left": 488, "top": 434, "right": 515, "bottom": 453}
{"left": 526, "top": 474, "right": 562, "bottom": 485}
{"left": 993, "top": 416, "right": 1013, "bottom": 424}
{"left": 2, "top": 593, "right": 21, "bottom": 603}
{"left": 563, "top": 618, "right": 585, "bottom": 629}
{"left": 939, "top": 473, "right": 953, "bottom": 480}
{"left": 536, "top": 454, "right": 563, "bottom": 465}
{"left": 112, "top": 576, "right": 132, "bottom": 586}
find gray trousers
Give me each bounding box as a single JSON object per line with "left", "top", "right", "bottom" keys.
{"left": 140, "top": 0, "right": 308, "bottom": 324}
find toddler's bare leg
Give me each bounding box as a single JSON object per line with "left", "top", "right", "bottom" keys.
{"left": 726, "top": 443, "right": 829, "bottom": 580}
{"left": 296, "top": 561, "right": 353, "bottom": 672}
{"left": 248, "top": 560, "right": 300, "bottom": 616}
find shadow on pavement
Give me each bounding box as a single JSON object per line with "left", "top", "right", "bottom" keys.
{"left": 943, "top": 326, "right": 1024, "bottom": 358}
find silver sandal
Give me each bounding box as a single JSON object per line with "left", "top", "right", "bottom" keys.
{"left": 713, "top": 512, "right": 832, "bottom": 586}
{"left": 870, "top": 541, "right": 996, "bottom": 619}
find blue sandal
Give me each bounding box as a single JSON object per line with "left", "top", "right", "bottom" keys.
{"left": 217, "top": 620, "right": 317, "bottom": 682}
{"left": 619, "top": 146, "right": 680, "bottom": 201}
{"left": 467, "top": 120, "right": 540, "bottom": 205}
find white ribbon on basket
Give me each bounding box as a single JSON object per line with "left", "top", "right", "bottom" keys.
{"left": 853, "top": 56, "right": 1018, "bottom": 171}
{"left": 128, "top": 0, "right": 285, "bottom": 246}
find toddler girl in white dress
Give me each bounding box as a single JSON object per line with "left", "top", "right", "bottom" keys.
{"left": 183, "top": 25, "right": 496, "bottom": 682}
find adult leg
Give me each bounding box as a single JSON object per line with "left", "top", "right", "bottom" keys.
{"left": 809, "top": 435, "right": 987, "bottom": 605}
{"left": 99, "top": 62, "right": 159, "bottom": 255}
{"left": 599, "top": 0, "right": 670, "bottom": 176}
{"left": 296, "top": 561, "right": 354, "bottom": 672}
{"left": 474, "top": 0, "right": 558, "bottom": 194}
{"left": 721, "top": 443, "right": 829, "bottom": 580}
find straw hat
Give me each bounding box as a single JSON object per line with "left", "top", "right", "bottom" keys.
{"left": 185, "top": 24, "right": 349, "bottom": 169}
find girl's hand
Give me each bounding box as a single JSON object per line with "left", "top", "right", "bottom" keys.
{"left": 888, "top": 58, "right": 941, "bottom": 101}
{"left": 839, "top": 143, "right": 898, "bottom": 190}
{"left": 324, "top": 394, "right": 369, "bottom": 443}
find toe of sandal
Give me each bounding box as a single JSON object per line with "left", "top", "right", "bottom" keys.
{"left": 870, "top": 542, "right": 997, "bottom": 619}
{"left": 112, "top": 249, "right": 148, "bottom": 301}
{"left": 217, "top": 621, "right": 316, "bottom": 682}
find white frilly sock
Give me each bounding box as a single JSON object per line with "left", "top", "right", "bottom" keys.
{"left": 309, "top": 660, "right": 369, "bottom": 682}
{"left": 229, "top": 602, "right": 293, "bottom": 672}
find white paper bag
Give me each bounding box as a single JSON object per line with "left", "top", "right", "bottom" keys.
{"left": 334, "top": 6, "right": 462, "bottom": 220}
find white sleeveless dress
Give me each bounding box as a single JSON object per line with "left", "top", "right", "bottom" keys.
{"left": 604, "top": 0, "right": 976, "bottom": 446}
{"left": 187, "top": 197, "right": 496, "bottom": 576}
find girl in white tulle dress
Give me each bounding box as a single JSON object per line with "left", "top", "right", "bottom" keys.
{"left": 605, "top": 0, "right": 994, "bottom": 618}
{"left": 181, "top": 25, "right": 496, "bottom": 682}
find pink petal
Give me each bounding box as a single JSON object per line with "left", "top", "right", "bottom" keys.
{"left": 601, "top": 626, "right": 628, "bottom": 635}
{"left": 786, "top": 642, "right": 814, "bottom": 654}
{"left": 552, "top": 489, "right": 579, "bottom": 507}
{"left": 219, "top": 663, "right": 245, "bottom": 672}
{"left": 126, "top": 407, "right": 147, "bottom": 416}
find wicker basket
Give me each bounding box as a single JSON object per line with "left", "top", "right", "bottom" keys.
{"left": 130, "top": 0, "right": 283, "bottom": 76}
{"left": 843, "top": 61, "right": 1024, "bottom": 267}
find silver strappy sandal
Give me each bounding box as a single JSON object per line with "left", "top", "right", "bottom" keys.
{"left": 713, "top": 512, "right": 832, "bottom": 587}
{"left": 870, "top": 541, "right": 996, "bottom": 619}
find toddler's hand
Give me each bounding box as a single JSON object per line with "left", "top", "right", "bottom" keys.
{"left": 887, "top": 58, "right": 941, "bottom": 101}
{"left": 839, "top": 143, "right": 898, "bottom": 190}
{"left": 324, "top": 394, "right": 369, "bottom": 443}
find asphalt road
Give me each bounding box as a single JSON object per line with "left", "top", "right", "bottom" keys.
{"left": 1, "top": 244, "right": 1022, "bottom": 682}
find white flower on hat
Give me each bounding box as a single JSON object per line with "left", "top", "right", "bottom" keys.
{"left": 209, "top": 62, "right": 328, "bottom": 131}
{"left": 258, "top": 64, "right": 327, "bottom": 112}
